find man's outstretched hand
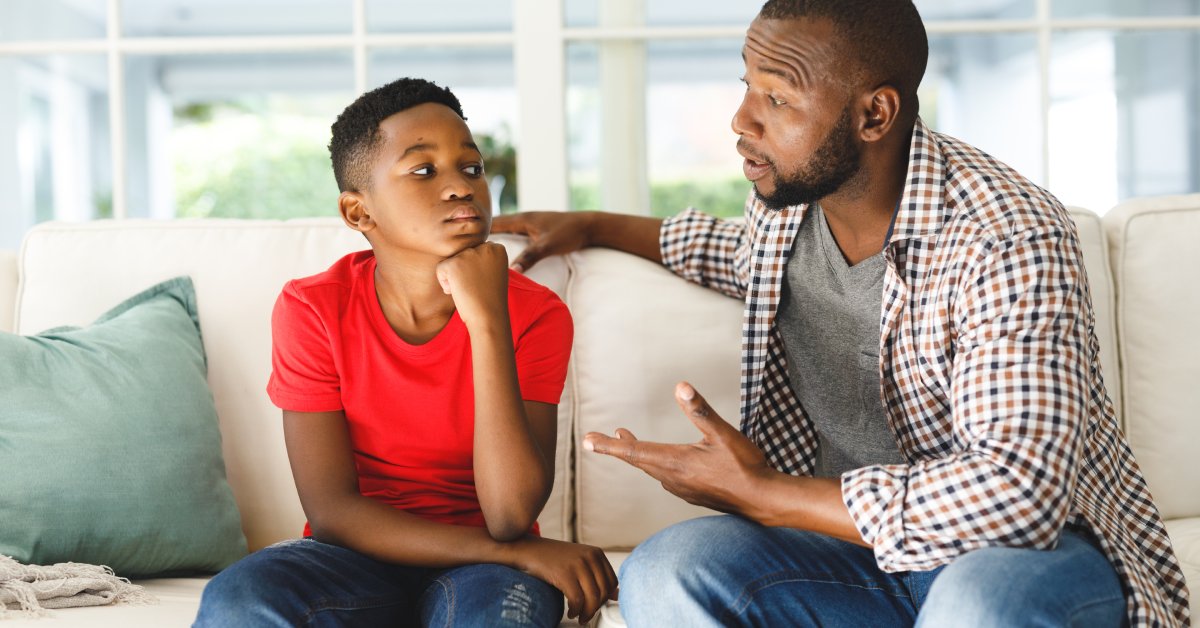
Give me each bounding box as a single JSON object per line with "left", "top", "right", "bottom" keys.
{"left": 582, "top": 382, "right": 776, "bottom": 518}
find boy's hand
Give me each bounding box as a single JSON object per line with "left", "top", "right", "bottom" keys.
{"left": 507, "top": 536, "right": 618, "bottom": 624}
{"left": 435, "top": 242, "right": 510, "bottom": 330}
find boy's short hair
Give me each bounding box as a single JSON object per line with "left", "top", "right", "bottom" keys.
{"left": 329, "top": 78, "right": 466, "bottom": 193}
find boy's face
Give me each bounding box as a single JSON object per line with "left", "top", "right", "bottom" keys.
{"left": 353, "top": 102, "right": 492, "bottom": 259}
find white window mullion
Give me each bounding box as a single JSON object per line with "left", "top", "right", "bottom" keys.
{"left": 353, "top": 0, "right": 368, "bottom": 95}
{"left": 513, "top": 0, "right": 568, "bottom": 211}
{"left": 598, "top": 0, "right": 648, "bottom": 215}
{"left": 107, "top": 0, "right": 126, "bottom": 220}
{"left": 1037, "top": 0, "right": 1052, "bottom": 190}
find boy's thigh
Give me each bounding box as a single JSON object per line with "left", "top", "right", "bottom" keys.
{"left": 196, "top": 537, "right": 433, "bottom": 627}
{"left": 419, "top": 563, "right": 565, "bottom": 628}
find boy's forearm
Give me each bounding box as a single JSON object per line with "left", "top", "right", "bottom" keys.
{"left": 469, "top": 323, "right": 553, "bottom": 540}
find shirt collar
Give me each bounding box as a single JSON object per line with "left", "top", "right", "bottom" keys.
{"left": 887, "top": 116, "right": 953, "bottom": 245}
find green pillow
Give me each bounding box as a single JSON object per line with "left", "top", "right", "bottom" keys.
{"left": 0, "top": 276, "right": 247, "bottom": 577}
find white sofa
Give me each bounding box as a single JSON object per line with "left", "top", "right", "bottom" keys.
{"left": 0, "top": 197, "right": 1196, "bottom": 627}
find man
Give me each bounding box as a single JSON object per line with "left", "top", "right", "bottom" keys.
{"left": 494, "top": 1, "right": 1190, "bottom": 626}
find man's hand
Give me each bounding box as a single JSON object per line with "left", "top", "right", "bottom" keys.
{"left": 582, "top": 382, "right": 776, "bottom": 518}
{"left": 491, "top": 211, "right": 597, "bottom": 273}
{"left": 506, "top": 536, "right": 618, "bottom": 625}
{"left": 435, "top": 242, "right": 510, "bottom": 330}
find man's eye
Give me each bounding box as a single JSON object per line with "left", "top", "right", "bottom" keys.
{"left": 463, "top": 164, "right": 484, "bottom": 176}
{"left": 412, "top": 166, "right": 433, "bottom": 175}
{"left": 770, "top": 95, "right": 786, "bottom": 106}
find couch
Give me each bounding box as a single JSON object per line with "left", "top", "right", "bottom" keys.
{"left": 0, "top": 196, "right": 1195, "bottom": 627}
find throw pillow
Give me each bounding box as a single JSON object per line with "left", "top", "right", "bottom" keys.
{"left": 0, "top": 276, "right": 247, "bottom": 577}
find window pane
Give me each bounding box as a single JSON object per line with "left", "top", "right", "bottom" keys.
{"left": 922, "top": 33, "right": 1044, "bottom": 187}
{"left": 1050, "top": 30, "right": 1200, "bottom": 211}
{"left": 123, "top": 53, "right": 354, "bottom": 220}
{"left": 567, "top": 40, "right": 749, "bottom": 218}
{"left": 915, "top": 0, "right": 1034, "bottom": 20}
{"left": 0, "top": 54, "right": 110, "bottom": 251}
{"left": 369, "top": 48, "right": 517, "bottom": 212}
{"left": 0, "top": 1, "right": 106, "bottom": 42}
{"left": 366, "top": 1, "right": 512, "bottom": 33}
{"left": 1053, "top": 0, "right": 1200, "bottom": 19}
{"left": 565, "top": 0, "right": 756, "bottom": 28}
{"left": 121, "top": 0, "right": 352, "bottom": 37}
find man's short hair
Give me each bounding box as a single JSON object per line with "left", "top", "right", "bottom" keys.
{"left": 329, "top": 77, "right": 465, "bottom": 193}
{"left": 759, "top": 0, "right": 928, "bottom": 107}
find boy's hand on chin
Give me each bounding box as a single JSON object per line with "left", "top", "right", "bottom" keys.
{"left": 435, "top": 242, "right": 511, "bottom": 330}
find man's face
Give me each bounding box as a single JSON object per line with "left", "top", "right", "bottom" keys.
{"left": 359, "top": 103, "right": 492, "bottom": 259}
{"left": 734, "top": 16, "right": 863, "bottom": 210}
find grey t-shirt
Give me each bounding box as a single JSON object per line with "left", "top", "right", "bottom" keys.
{"left": 775, "top": 205, "right": 905, "bottom": 478}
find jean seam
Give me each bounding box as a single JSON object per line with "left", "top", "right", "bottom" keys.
{"left": 724, "top": 570, "right": 911, "bottom": 620}
{"left": 1065, "top": 595, "right": 1126, "bottom": 625}
{"left": 300, "top": 595, "right": 410, "bottom": 625}
{"left": 431, "top": 575, "right": 456, "bottom": 627}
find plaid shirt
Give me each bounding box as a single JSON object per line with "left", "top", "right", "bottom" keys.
{"left": 660, "top": 119, "right": 1190, "bottom": 626}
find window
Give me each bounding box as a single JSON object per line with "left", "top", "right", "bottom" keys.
{"left": 2, "top": 1, "right": 1198, "bottom": 251}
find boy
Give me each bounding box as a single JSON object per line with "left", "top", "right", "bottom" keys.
{"left": 195, "top": 78, "right": 617, "bottom": 627}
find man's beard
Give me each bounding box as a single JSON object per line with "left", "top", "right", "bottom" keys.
{"left": 753, "top": 105, "right": 861, "bottom": 211}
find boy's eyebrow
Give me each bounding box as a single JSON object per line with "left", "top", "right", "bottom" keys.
{"left": 399, "top": 141, "right": 482, "bottom": 159}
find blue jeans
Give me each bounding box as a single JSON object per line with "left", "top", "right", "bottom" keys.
{"left": 619, "top": 515, "right": 1126, "bottom": 628}
{"left": 192, "top": 537, "right": 564, "bottom": 627}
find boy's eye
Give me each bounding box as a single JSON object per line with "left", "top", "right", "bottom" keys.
{"left": 463, "top": 164, "right": 484, "bottom": 176}
{"left": 412, "top": 165, "right": 433, "bottom": 176}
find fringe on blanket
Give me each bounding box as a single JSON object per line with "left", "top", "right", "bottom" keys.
{"left": 0, "top": 555, "right": 156, "bottom": 618}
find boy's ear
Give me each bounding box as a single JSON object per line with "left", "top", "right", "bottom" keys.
{"left": 339, "top": 191, "right": 375, "bottom": 233}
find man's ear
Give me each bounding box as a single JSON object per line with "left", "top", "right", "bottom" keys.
{"left": 339, "top": 191, "right": 374, "bottom": 234}
{"left": 859, "top": 85, "right": 901, "bottom": 143}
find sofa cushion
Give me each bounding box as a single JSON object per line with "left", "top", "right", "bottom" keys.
{"left": 0, "top": 249, "right": 16, "bottom": 333}
{"left": 1104, "top": 195, "right": 1200, "bottom": 521}
{"left": 566, "top": 248, "right": 743, "bottom": 549}
{"left": 0, "top": 276, "right": 247, "bottom": 577}
{"left": 1066, "top": 208, "right": 1120, "bottom": 428}
{"left": 13, "top": 220, "right": 574, "bottom": 546}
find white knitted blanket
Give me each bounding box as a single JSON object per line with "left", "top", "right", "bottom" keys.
{"left": 0, "top": 555, "right": 154, "bottom": 618}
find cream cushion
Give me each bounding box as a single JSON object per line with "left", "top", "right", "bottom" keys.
{"left": 0, "top": 249, "right": 16, "bottom": 333}
{"left": 1103, "top": 196, "right": 1200, "bottom": 522}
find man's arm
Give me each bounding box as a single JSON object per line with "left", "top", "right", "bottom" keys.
{"left": 491, "top": 211, "right": 663, "bottom": 272}
{"left": 583, "top": 382, "right": 868, "bottom": 547}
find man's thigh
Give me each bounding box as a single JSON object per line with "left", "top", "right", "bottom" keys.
{"left": 618, "top": 515, "right": 938, "bottom": 628}
{"left": 916, "top": 529, "right": 1127, "bottom": 628}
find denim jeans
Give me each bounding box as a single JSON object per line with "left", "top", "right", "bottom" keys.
{"left": 192, "top": 537, "right": 563, "bottom": 628}
{"left": 619, "top": 515, "right": 1126, "bottom": 628}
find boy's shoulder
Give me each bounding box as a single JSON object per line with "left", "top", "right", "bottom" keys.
{"left": 284, "top": 250, "right": 373, "bottom": 303}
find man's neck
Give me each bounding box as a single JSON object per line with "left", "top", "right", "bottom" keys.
{"left": 817, "top": 141, "right": 910, "bottom": 266}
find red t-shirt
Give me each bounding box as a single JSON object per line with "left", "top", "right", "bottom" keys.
{"left": 267, "top": 250, "right": 572, "bottom": 536}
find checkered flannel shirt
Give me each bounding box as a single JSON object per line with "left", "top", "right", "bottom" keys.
{"left": 659, "top": 118, "right": 1190, "bottom": 626}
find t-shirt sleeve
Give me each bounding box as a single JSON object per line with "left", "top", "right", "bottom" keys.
{"left": 514, "top": 292, "right": 573, "bottom": 405}
{"left": 266, "top": 281, "right": 343, "bottom": 412}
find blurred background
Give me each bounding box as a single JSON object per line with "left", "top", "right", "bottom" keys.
{"left": 2, "top": 0, "right": 1198, "bottom": 250}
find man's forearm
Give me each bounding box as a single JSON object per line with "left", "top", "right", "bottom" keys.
{"left": 745, "top": 472, "right": 869, "bottom": 547}
{"left": 585, "top": 212, "right": 664, "bottom": 264}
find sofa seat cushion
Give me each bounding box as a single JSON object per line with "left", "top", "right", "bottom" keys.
{"left": 1164, "top": 518, "right": 1199, "bottom": 616}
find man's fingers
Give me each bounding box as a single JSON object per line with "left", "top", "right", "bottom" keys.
{"left": 509, "top": 244, "right": 544, "bottom": 273}
{"left": 489, "top": 214, "right": 527, "bottom": 234}
{"left": 583, "top": 432, "right": 681, "bottom": 471}
{"left": 674, "top": 381, "right": 731, "bottom": 437}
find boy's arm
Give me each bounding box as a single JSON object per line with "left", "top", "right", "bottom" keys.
{"left": 435, "top": 242, "right": 559, "bottom": 541}
{"left": 283, "top": 409, "right": 617, "bottom": 621}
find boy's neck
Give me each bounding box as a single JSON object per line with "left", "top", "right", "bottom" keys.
{"left": 373, "top": 250, "right": 457, "bottom": 345}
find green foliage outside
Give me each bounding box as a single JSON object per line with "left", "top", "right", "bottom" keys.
{"left": 171, "top": 100, "right": 748, "bottom": 221}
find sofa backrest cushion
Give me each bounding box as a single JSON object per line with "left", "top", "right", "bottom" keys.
{"left": 14, "top": 219, "right": 572, "bottom": 549}
{"left": 566, "top": 248, "right": 743, "bottom": 549}
{"left": 1104, "top": 195, "right": 1200, "bottom": 521}
{"left": 0, "top": 249, "right": 16, "bottom": 333}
